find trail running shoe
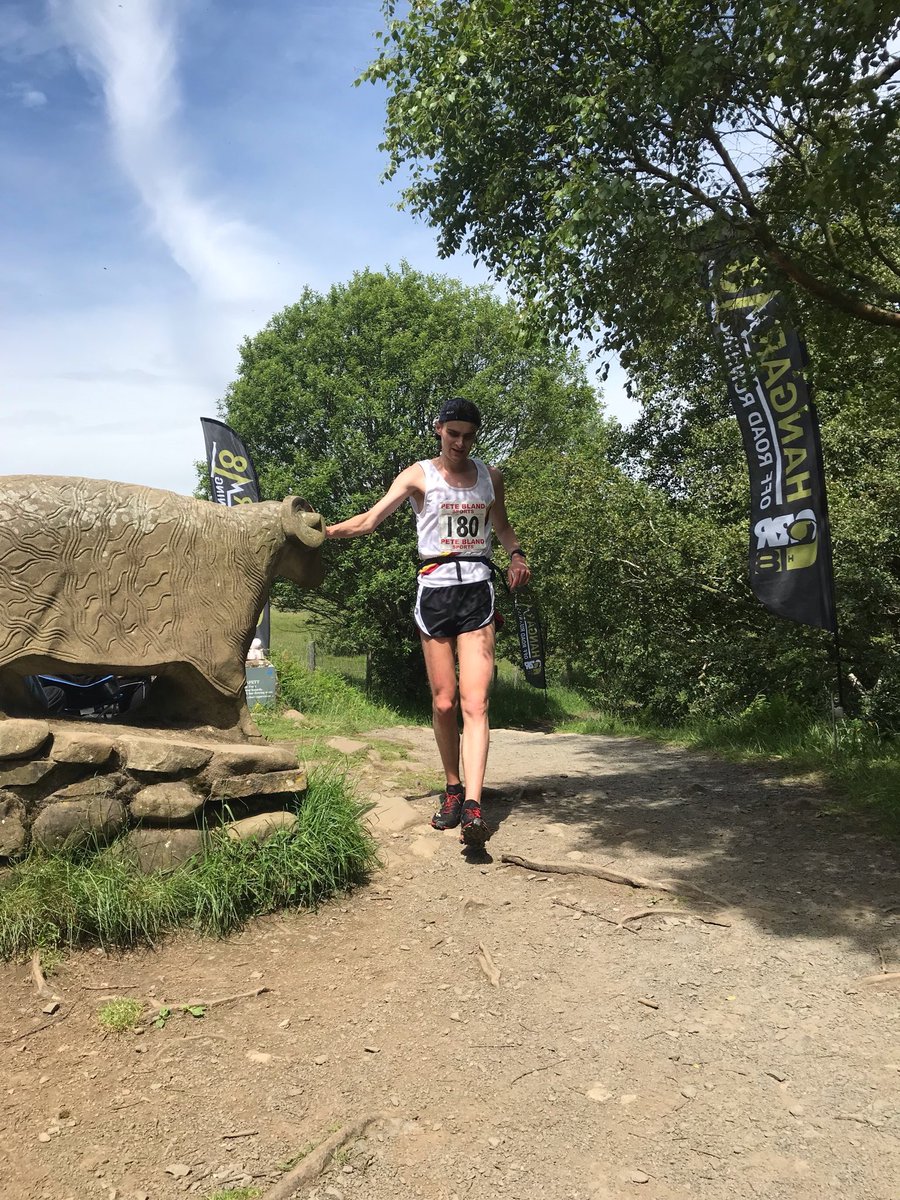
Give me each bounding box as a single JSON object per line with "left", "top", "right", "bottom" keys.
{"left": 431, "top": 783, "right": 465, "bottom": 830}
{"left": 460, "top": 799, "right": 489, "bottom": 846}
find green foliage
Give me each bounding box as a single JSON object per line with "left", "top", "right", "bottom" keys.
{"left": 221, "top": 263, "right": 598, "bottom": 694}
{"left": 503, "top": 429, "right": 831, "bottom": 721}
{"left": 204, "top": 1189, "right": 261, "bottom": 1200}
{"left": 97, "top": 998, "right": 143, "bottom": 1033}
{"left": 620, "top": 279, "right": 900, "bottom": 728}
{"left": 364, "top": 1, "right": 900, "bottom": 355}
{"left": 0, "top": 772, "right": 378, "bottom": 959}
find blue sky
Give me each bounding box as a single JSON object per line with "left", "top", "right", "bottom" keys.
{"left": 1, "top": 0, "right": 635, "bottom": 496}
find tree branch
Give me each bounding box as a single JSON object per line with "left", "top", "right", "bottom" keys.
{"left": 705, "top": 126, "right": 761, "bottom": 217}
{"left": 631, "top": 149, "right": 900, "bottom": 327}
{"left": 760, "top": 240, "right": 900, "bottom": 327}
{"left": 855, "top": 56, "right": 900, "bottom": 91}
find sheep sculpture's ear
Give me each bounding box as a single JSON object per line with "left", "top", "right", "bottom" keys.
{"left": 281, "top": 497, "right": 326, "bottom": 549}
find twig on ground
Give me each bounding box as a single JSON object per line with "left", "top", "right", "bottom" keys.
{"left": 551, "top": 897, "right": 639, "bottom": 933}
{"left": 79, "top": 983, "right": 140, "bottom": 991}
{"left": 637, "top": 997, "right": 660, "bottom": 1009}
{"left": 222, "top": 1129, "right": 259, "bottom": 1139}
{"left": 142, "top": 986, "right": 271, "bottom": 1025}
{"left": 510, "top": 1057, "right": 570, "bottom": 1085}
{"left": 476, "top": 942, "right": 501, "bottom": 987}
{"left": 621, "top": 909, "right": 732, "bottom": 928}
{"left": 501, "top": 854, "right": 724, "bottom": 905}
{"left": 4, "top": 1003, "right": 76, "bottom": 1045}
{"left": 30, "top": 951, "right": 62, "bottom": 1002}
{"left": 259, "top": 1114, "right": 385, "bottom": 1200}
{"left": 859, "top": 972, "right": 900, "bottom": 988}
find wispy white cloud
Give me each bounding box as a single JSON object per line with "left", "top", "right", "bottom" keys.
{"left": 51, "top": 0, "right": 287, "bottom": 303}
{"left": 21, "top": 87, "right": 48, "bottom": 107}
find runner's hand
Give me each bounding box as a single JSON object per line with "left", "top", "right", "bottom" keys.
{"left": 507, "top": 555, "right": 531, "bottom": 591}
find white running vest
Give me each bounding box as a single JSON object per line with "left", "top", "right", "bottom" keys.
{"left": 412, "top": 457, "right": 495, "bottom": 588}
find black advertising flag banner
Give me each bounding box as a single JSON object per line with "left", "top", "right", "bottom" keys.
{"left": 200, "top": 418, "right": 271, "bottom": 651}
{"left": 708, "top": 258, "right": 836, "bottom": 632}
{"left": 513, "top": 592, "right": 547, "bottom": 690}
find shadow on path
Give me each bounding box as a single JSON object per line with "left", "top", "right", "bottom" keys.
{"left": 470, "top": 731, "right": 899, "bottom": 955}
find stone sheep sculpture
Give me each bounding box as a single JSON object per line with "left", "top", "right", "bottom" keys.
{"left": 0, "top": 476, "right": 325, "bottom": 738}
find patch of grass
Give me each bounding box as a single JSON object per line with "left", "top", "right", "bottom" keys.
{"left": 97, "top": 997, "right": 143, "bottom": 1033}
{"left": 204, "top": 1189, "right": 261, "bottom": 1200}
{"left": 275, "top": 1143, "right": 316, "bottom": 1173}
{"left": 489, "top": 675, "right": 591, "bottom": 729}
{"left": 270, "top": 608, "right": 366, "bottom": 682}
{"left": 0, "top": 769, "right": 379, "bottom": 960}
{"left": 269, "top": 653, "right": 408, "bottom": 734}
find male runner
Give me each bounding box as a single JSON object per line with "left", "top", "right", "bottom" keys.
{"left": 325, "top": 397, "right": 531, "bottom": 845}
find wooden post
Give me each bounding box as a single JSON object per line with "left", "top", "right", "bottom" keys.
{"left": 307, "top": 641, "right": 317, "bottom": 672}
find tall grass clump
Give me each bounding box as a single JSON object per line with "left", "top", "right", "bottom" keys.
{"left": 488, "top": 675, "right": 590, "bottom": 729}
{"left": 271, "top": 652, "right": 406, "bottom": 730}
{"left": 0, "top": 769, "right": 378, "bottom": 960}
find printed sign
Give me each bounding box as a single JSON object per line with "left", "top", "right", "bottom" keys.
{"left": 439, "top": 501, "right": 489, "bottom": 552}
{"left": 200, "top": 417, "right": 271, "bottom": 650}
{"left": 707, "top": 256, "right": 836, "bottom": 631}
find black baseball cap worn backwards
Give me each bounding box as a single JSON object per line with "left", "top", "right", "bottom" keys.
{"left": 437, "top": 396, "right": 481, "bottom": 428}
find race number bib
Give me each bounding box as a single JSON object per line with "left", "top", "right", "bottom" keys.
{"left": 439, "top": 501, "right": 489, "bottom": 552}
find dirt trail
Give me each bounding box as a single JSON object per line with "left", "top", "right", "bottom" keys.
{"left": 1, "top": 727, "right": 898, "bottom": 1200}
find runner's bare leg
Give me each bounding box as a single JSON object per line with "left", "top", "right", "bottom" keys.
{"left": 420, "top": 633, "right": 461, "bottom": 787}
{"left": 455, "top": 624, "right": 495, "bottom": 804}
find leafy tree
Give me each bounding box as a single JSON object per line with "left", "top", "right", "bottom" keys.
{"left": 621, "top": 292, "right": 900, "bottom": 726}
{"left": 504, "top": 430, "right": 835, "bottom": 721}
{"left": 363, "top": 1, "right": 900, "bottom": 364}
{"left": 220, "top": 264, "right": 598, "bottom": 694}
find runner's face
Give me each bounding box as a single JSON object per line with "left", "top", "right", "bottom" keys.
{"left": 437, "top": 421, "right": 477, "bottom": 464}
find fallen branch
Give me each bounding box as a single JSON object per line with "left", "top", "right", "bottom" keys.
{"left": 621, "top": 909, "right": 732, "bottom": 928}
{"left": 142, "top": 986, "right": 271, "bottom": 1025}
{"left": 4, "top": 1003, "right": 76, "bottom": 1045}
{"left": 260, "top": 1114, "right": 384, "bottom": 1200}
{"left": 476, "top": 942, "right": 501, "bottom": 987}
{"left": 31, "top": 951, "right": 62, "bottom": 1002}
{"left": 501, "top": 854, "right": 724, "bottom": 905}
{"left": 79, "top": 983, "right": 140, "bottom": 991}
{"left": 551, "top": 898, "right": 639, "bottom": 934}
{"left": 510, "top": 1056, "right": 570, "bottom": 1085}
{"left": 859, "top": 972, "right": 900, "bottom": 988}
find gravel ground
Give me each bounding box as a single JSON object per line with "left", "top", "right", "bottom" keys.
{"left": 1, "top": 726, "right": 897, "bottom": 1200}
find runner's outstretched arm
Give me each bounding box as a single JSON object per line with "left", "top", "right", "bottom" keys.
{"left": 326, "top": 465, "right": 423, "bottom": 539}
{"left": 488, "top": 467, "right": 532, "bottom": 591}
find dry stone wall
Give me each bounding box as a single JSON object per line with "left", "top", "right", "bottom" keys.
{"left": 0, "top": 717, "right": 307, "bottom": 872}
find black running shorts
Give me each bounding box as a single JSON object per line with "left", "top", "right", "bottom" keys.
{"left": 414, "top": 580, "right": 495, "bottom": 639}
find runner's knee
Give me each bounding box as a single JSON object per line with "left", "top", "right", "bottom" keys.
{"left": 432, "top": 692, "right": 458, "bottom": 720}
{"left": 459, "top": 691, "right": 489, "bottom": 722}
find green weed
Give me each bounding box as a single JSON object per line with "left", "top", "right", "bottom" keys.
{"left": 97, "top": 997, "right": 143, "bottom": 1033}
{"left": 204, "top": 1188, "right": 261, "bottom": 1200}
{"left": 0, "top": 769, "right": 379, "bottom": 960}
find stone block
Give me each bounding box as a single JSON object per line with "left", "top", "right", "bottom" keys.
{"left": 32, "top": 795, "right": 127, "bottom": 852}
{"left": 123, "top": 828, "right": 205, "bottom": 873}
{"left": 327, "top": 737, "right": 368, "bottom": 755}
{"left": 49, "top": 729, "right": 115, "bottom": 765}
{"left": 203, "top": 742, "right": 299, "bottom": 779}
{"left": 54, "top": 772, "right": 130, "bottom": 801}
{"left": 367, "top": 792, "right": 421, "bottom": 834}
{"left": 0, "top": 759, "right": 55, "bottom": 787}
{"left": 130, "top": 781, "right": 205, "bottom": 823}
{"left": 209, "top": 769, "right": 307, "bottom": 801}
{"left": 0, "top": 719, "right": 51, "bottom": 760}
{"left": 0, "top": 792, "right": 26, "bottom": 856}
{"left": 226, "top": 811, "right": 299, "bottom": 842}
{"left": 116, "top": 735, "right": 212, "bottom": 774}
